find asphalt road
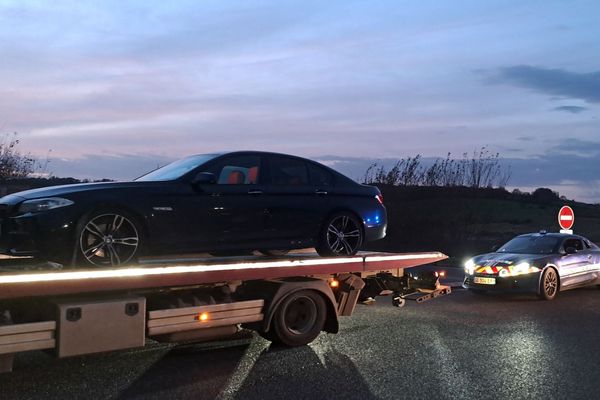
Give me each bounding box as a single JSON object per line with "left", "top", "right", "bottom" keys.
{"left": 2, "top": 276, "right": 600, "bottom": 400}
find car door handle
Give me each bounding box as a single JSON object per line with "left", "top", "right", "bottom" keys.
{"left": 248, "top": 190, "right": 263, "bottom": 195}
{"left": 315, "top": 190, "right": 328, "bottom": 195}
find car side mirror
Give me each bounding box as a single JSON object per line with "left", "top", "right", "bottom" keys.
{"left": 192, "top": 172, "right": 216, "bottom": 186}
{"left": 565, "top": 246, "right": 577, "bottom": 255}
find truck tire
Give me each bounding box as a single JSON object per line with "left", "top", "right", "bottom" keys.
{"left": 272, "top": 290, "right": 327, "bottom": 346}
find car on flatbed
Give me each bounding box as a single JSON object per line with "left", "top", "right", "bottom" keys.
{"left": 0, "top": 151, "right": 387, "bottom": 267}
{"left": 463, "top": 232, "right": 600, "bottom": 300}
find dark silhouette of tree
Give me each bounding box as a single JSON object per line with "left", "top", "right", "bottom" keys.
{"left": 0, "top": 133, "right": 48, "bottom": 180}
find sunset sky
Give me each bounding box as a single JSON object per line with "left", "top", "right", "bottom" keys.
{"left": 1, "top": 1, "right": 599, "bottom": 201}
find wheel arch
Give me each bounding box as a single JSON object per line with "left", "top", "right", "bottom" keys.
{"left": 317, "top": 207, "right": 366, "bottom": 242}
{"left": 243, "top": 278, "right": 339, "bottom": 335}
{"left": 540, "top": 263, "right": 561, "bottom": 293}
{"left": 70, "top": 202, "right": 150, "bottom": 265}
{"left": 75, "top": 202, "right": 150, "bottom": 241}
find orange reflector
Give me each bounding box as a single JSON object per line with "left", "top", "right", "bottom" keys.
{"left": 330, "top": 280, "right": 339, "bottom": 288}
{"left": 439, "top": 271, "right": 446, "bottom": 277}
{"left": 198, "top": 312, "right": 209, "bottom": 322}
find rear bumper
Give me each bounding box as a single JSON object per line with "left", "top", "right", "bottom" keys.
{"left": 365, "top": 223, "right": 386, "bottom": 242}
{"left": 362, "top": 205, "right": 387, "bottom": 242}
{"left": 463, "top": 272, "right": 541, "bottom": 294}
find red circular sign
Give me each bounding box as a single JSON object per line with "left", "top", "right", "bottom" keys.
{"left": 558, "top": 206, "right": 575, "bottom": 230}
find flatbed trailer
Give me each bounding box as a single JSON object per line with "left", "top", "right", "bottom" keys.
{"left": 0, "top": 251, "right": 449, "bottom": 373}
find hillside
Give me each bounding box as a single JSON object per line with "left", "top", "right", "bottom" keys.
{"left": 365, "top": 185, "right": 600, "bottom": 262}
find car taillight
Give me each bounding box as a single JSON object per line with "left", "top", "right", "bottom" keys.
{"left": 375, "top": 194, "right": 384, "bottom": 204}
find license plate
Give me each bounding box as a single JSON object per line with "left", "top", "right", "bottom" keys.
{"left": 474, "top": 277, "right": 496, "bottom": 285}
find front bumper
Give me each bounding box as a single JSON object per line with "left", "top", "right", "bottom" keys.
{"left": 0, "top": 210, "right": 76, "bottom": 257}
{"left": 463, "top": 272, "right": 542, "bottom": 294}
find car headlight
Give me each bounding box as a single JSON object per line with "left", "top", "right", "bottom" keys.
{"left": 498, "top": 262, "right": 541, "bottom": 277}
{"left": 464, "top": 259, "right": 476, "bottom": 275}
{"left": 18, "top": 197, "right": 74, "bottom": 214}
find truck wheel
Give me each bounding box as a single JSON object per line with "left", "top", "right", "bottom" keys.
{"left": 258, "top": 249, "right": 290, "bottom": 257}
{"left": 272, "top": 290, "right": 327, "bottom": 346}
{"left": 76, "top": 210, "right": 141, "bottom": 267}
{"left": 539, "top": 267, "right": 558, "bottom": 300}
{"left": 316, "top": 212, "right": 363, "bottom": 257}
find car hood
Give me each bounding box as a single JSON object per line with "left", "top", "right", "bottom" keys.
{"left": 0, "top": 181, "right": 159, "bottom": 203}
{"left": 472, "top": 252, "right": 551, "bottom": 267}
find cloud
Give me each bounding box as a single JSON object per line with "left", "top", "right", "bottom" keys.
{"left": 517, "top": 136, "right": 535, "bottom": 141}
{"left": 553, "top": 105, "right": 587, "bottom": 113}
{"left": 490, "top": 65, "right": 600, "bottom": 103}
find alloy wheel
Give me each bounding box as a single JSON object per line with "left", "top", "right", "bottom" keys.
{"left": 79, "top": 213, "right": 139, "bottom": 266}
{"left": 325, "top": 215, "right": 362, "bottom": 255}
{"left": 543, "top": 268, "right": 558, "bottom": 298}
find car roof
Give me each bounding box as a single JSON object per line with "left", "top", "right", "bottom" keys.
{"left": 188, "top": 151, "right": 357, "bottom": 184}
{"left": 192, "top": 150, "right": 313, "bottom": 159}
{"left": 518, "top": 232, "right": 591, "bottom": 241}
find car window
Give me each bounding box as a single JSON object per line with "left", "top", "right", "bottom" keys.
{"left": 307, "top": 163, "right": 334, "bottom": 186}
{"left": 269, "top": 156, "right": 309, "bottom": 185}
{"left": 563, "top": 238, "right": 584, "bottom": 251}
{"left": 208, "top": 155, "right": 261, "bottom": 185}
{"left": 136, "top": 154, "right": 219, "bottom": 181}
{"left": 497, "top": 235, "right": 561, "bottom": 254}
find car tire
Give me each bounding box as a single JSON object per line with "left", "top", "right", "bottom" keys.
{"left": 315, "top": 212, "right": 363, "bottom": 257}
{"left": 74, "top": 209, "right": 142, "bottom": 267}
{"left": 539, "top": 267, "right": 559, "bottom": 301}
{"left": 272, "top": 290, "right": 327, "bottom": 347}
{"left": 258, "top": 249, "right": 290, "bottom": 257}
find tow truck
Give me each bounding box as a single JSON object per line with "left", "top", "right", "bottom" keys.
{"left": 0, "top": 251, "right": 450, "bottom": 373}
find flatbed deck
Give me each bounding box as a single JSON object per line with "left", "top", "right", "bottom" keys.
{"left": 0, "top": 251, "right": 446, "bottom": 300}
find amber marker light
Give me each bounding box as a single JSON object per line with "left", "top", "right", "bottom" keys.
{"left": 197, "top": 312, "right": 209, "bottom": 322}
{"left": 330, "top": 279, "right": 340, "bottom": 288}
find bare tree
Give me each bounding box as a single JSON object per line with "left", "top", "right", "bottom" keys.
{"left": 0, "top": 133, "right": 48, "bottom": 180}
{"left": 361, "top": 147, "right": 511, "bottom": 189}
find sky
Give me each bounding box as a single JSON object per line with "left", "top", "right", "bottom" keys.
{"left": 1, "top": 0, "right": 600, "bottom": 202}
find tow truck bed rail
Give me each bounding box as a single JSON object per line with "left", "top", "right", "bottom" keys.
{"left": 0, "top": 252, "right": 446, "bottom": 300}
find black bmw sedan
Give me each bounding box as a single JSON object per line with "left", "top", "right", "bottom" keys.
{"left": 463, "top": 232, "right": 600, "bottom": 300}
{"left": 0, "top": 151, "right": 387, "bottom": 267}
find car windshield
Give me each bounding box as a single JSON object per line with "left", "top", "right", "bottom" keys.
{"left": 135, "top": 154, "right": 218, "bottom": 181}
{"left": 497, "top": 235, "right": 561, "bottom": 254}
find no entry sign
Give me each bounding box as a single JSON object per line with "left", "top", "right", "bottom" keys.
{"left": 558, "top": 206, "right": 575, "bottom": 231}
